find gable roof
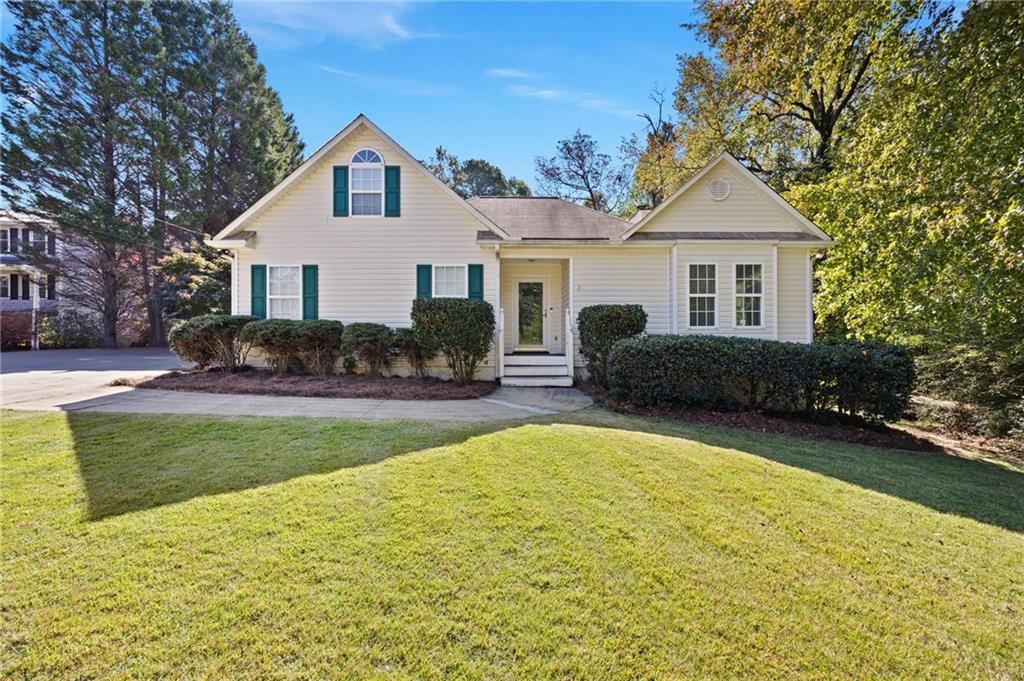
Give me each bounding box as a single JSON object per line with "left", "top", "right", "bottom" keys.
{"left": 621, "top": 152, "right": 833, "bottom": 242}
{"left": 468, "top": 197, "right": 627, "bottom": 240}
{"left": 210, "top": 114, "right": 510, "bottom": 242}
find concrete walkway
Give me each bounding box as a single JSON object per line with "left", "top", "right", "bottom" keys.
{"left": 1, "top": 348, "right": 591, "bottom": 421}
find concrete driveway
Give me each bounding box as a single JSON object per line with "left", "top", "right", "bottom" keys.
{"left": 1, "top": 348, "right": 591, "bottom": 421}
{"left": 1, "top": 348, "right": 189, "bottom": 411}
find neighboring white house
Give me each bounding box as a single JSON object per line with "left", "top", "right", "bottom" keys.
{"left": 208, "top": 114, "right": 833, "bottom": 386}
{"left": 0, "top": 212, "right": 61, "bottom": 350}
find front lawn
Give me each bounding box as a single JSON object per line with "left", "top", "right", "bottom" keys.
{"left": 2, "top": 409, "right": 1022, "bottom": 678}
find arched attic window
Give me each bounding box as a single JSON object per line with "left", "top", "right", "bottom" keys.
{"left": 350, "top": 148, "right": 384, "bottom": 216}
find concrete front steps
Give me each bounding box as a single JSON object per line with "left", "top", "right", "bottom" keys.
{"left": 500, "top": 353, "right": 573, "bottom": 387}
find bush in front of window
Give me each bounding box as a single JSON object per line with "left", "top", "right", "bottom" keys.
{"left": 341, "top": 323, "right": 394, "bottom": 377}
{"left": 576, "top": 304, "right": 648, "bottom": 387}
{"left": 392, "top": 327, "right": 437, "bottom": 378}
{"left": 238, "top": 319, "right": 304, "bottom": 373}
{"left": 295, "top": 320, "right": 345, "bottom": 376}
{"left": 411, "top": 298, "right": 495, "bottom": 384}
{"left": 169, "top": 314, "right": 256, "bottom": 371}
{"left": 606, "top": 335, "right": 914, "bottom": 424}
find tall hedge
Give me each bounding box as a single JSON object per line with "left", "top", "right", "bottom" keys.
{"left": 607, "top": 335, "right": 915, "bottom": 424}
{"left": 577, "top": 304, "right": 648, "bottom": 387}
{"left": 411, "top": 298, "right": 494, "bottom": 384}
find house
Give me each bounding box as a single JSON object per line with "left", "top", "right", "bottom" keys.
{"left": 0, "top": 212, "right": 60, "bottom": 350}
{"left": 208, "top": 114, "right": 833, "bottom": 386}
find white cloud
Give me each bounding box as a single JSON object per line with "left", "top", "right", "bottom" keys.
{"left": 485, "top": 68, "right": 533, "bottom": 79}
{"left": 235, "top": 1, "right": 439, "bottom": 49}
{"left": 506, "top": 84, "right": 637, "bottom": 119}
{"left": 316, "top": 65, "right": 456, "bottom": 96}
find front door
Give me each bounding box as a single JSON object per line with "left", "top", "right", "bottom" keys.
{"left": 517, "top": 280, "right": 545, "bottom": 348}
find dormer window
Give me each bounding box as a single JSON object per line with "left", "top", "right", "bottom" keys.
{"left": 350, "top": 148, "right": 384, "bottom": 216}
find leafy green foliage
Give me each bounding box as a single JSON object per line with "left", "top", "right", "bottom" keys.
{"left": 788, "top": 2, "right": 1023, "bottom": 427}
{"left": 607, "top": 335, "right": 914, "bottom": 424}
{"left": 158, "top": 245, "right": 231, "bottom": 321}
{"left": 392, "top": 327, "right": 438, "bottom": 378}
{"left": 421, "top": 147, "right": 531, "bottom": 198}
{"left": 342, "top": 323, "right": 395, "bottom": 377}
{"left": 576, "top": 305, "right": 648, "bottom": 387}
{"left": 411, "top": 298, "right": 495, "bottom": 384}
{"left": 168, "top": 314, "right": 255, "bottom": 372}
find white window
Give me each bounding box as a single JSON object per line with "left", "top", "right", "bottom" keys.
{"left": 688, "top": 263, "right": 716, "bottom": 327}
{"left": 433, "top": 265, "right": 467, "bottom": 298}
{"left": 0, "top": 276, "right": 7, "bottom": 298}
{"left": 32, "top": 229, "right": 46, "bottom": 251}
{"left": 0, "top": 229, "right": 8, "bottom": 253}
{"left": 268, "top": 265, "right": 302, "bottom": 319}
{"left": 735, "top": 263, "right": 763, "bottom": 327}
{"left": 350, "top": 148, "right": 383, "bottom": 216}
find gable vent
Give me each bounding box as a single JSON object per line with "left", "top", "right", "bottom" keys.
{"left": 708, "top": 178, "right": 731, "bottom": 201}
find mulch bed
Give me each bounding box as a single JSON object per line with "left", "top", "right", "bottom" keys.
{"left": 117, "top": 369, "right": 497, "bottom": 401}
{"left": 576, "top": 382, "right": 941, "bottom": 452}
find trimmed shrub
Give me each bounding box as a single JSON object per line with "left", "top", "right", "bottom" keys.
{"left": 295, "top": 320, "right": 345, "bottom": 376}
{"left": 607, "top": 335, "right": 915, "bottom": 424}
{"left": 239, "top": 319, "right": 344, "bottom": 375}
{"left": 392, "top": 327, "right": 437, "bottom": 378}
{"left": 342, "top": 323, "right": 394, "bottom": 377}
{"left": 239, "top": 319, "right": 303, "bottom": 373}
{"left": 201, "top": 314, "right": 256, "bottom": 372}
{"left": 168, "top": 316, "right": 214, "bottom": 368}
{"left": 577, "top": 304, "right": 647, "bottom": 387}
{"left": 828, "top": 339, "right": 915, "bottom": 423}
{"left": 411, "top": 298, "right": 495, "bottom": 384}
{"left": 169, "top": 314, "right": 255, "bottom": 371}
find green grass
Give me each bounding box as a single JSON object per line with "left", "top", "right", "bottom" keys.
{"left": 2, "top": 408, "right": 1022, "bottom": 679}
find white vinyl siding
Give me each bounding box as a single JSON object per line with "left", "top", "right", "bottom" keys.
{"left": 235, "top": 127, "right": 497, "bottom": 376}
{"left": 636, "top": 167, "right": 800, "bottom": 234}
{"left": 777, "top": 247, "right": 813, "bottom": 342}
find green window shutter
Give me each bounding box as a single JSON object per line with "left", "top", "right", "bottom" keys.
{"left": 302, "top": 265, "right": 318, "bottom": 320}
{"left": 251, "top": 264, "right": 267, "bottom": 319}
{"left": 333, "top": 166, "right": 348, "bottom": 217}
{"left": 416, "top": 264, "right": 432, "bottom": 299}
{"left": 468, "top": 264, "right": 484, "bottom": 299}
{"left": 384, "top": 165, "right": 401, "bottom": 217}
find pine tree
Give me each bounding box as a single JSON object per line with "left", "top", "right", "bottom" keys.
{"left": 3, "top": 0, "right": 151, "bottom": 347}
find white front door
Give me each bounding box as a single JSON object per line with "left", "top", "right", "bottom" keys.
{"left": 516, "top": 279, "right": 546, "bottom": 349}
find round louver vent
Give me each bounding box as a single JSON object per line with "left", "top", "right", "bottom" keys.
{"left": 708, "top": 178, "right": 731, "bottom": 201}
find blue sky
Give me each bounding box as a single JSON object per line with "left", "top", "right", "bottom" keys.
{"left": 233, "top": 1, "right": 703, "bottom": 185}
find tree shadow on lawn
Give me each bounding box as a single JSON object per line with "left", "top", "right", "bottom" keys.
{"left": 67, "top": 411, "right": 513, "bottom": 521}
{"left": 67, "top": 408, "right": 1024, "bottom": 533}
{"left": 554, "top": 410, "right": 1024, "bottom": 534}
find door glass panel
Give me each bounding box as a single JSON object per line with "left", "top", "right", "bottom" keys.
{"left": 518, "top": 282, "right": 543, "bottom": 346}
